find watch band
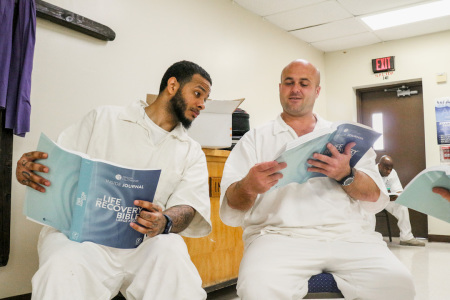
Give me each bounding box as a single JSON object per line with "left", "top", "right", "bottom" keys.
{"left": 338, "top": 168, "right": 355, "bottom": 186}
{"left": 162, "top": 214, "right": 173, "bottom": 234}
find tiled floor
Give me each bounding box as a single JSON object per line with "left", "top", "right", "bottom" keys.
{"left": 207, "top": 237, "right": 450, "bottom": 300}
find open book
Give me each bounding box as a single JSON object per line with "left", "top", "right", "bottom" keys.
{"left": 271, "top": 122, "right": 381, "bottom": 190}
{"left": 24, "top": 133, "right": 161, "bottom": 248}
{"left": 396, "top": 165, "right": 450, "bottom": 223}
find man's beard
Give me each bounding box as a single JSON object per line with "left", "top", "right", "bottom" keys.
{"left": 170, "top": 89, "right": 193, "bottom": 129}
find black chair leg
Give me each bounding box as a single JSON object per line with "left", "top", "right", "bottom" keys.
{"left": 384, "top": 210, "right": 392, "bottom": 242}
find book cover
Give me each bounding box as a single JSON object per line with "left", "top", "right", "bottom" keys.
{"left": 24, "top": 133, "right": 161, "bottom": 248}
{"left": 271, "top": 122, "right": 381, "bottom": 190}
{"left": 396, "top": 165, "right": 450, "bottom": 223}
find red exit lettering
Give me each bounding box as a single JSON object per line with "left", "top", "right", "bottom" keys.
{"left": 376, "top": 57, "right": 391, "bottom": 71}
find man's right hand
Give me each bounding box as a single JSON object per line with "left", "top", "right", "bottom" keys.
{"left": 243, "top": 161, "right": 287, "bottom": 195}
{"left": 16, "top": 151, "right": 51, "bottom": 193}
{"left": 226, "top": 161, "right": 287, "bottom": 211}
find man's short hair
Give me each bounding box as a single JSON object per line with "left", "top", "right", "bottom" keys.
{"left": 159, "top": 60, "right": 212, "bottom": 93}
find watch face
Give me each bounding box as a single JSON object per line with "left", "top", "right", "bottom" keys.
{"left": 342, "top": 176, "right": 354, "bottom": 186}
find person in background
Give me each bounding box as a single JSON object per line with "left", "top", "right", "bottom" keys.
{"left": 376, "top": 155, "right": 425, "bottom": 246}
{"left": 219, "top": 59, "right": 415, "bottom": 300}
{"left": 16, "top": 60, "right": 212, "bottom": 300}
{"left": 432, "top": 186, "right": 450, "bottom": 202}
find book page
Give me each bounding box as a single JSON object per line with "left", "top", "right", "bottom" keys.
{"left": 24, "top": 133, "right": 162, "bottom": 248}
{"left": 71, "top": 159, "right": 161, "bottom": 248}
{"left": 396, "top": 166, "right": 450, "bottom": 223}
{"left": 24, "top": 133, "right": 81, "bottom": 236}
{"left": 271, "top": 133, "right": 333, "bottom": 190}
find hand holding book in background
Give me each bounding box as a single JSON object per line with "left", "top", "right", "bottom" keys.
{"left": 432, "top": 186, "right": 450, "bottom": 202}
{"left": 396, "top": 165, "right": 450, "bottom": 223}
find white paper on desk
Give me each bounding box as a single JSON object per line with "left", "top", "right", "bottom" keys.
{"left": 187, "top": 99, "right": 244, "bottom": 148}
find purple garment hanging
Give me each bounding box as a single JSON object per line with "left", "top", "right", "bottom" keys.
{"left": 1, "top": 0, "right": 36, "bottom": 137}
{"left": 0, "top": 0, "right": 15, "bottom": 109}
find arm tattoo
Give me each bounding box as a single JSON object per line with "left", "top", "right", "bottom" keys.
{"left": 22, "top": 171, "right": 31, "bottom": 179}
{"left": 165, "top": 205, "right": 196, "bottom": 233}
{"left": 21, "top": 160, "right": 28, "bottom": 167}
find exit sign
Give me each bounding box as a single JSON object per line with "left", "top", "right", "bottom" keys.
{"left": 372, "top": 56, "right": 395, "bottom": 73}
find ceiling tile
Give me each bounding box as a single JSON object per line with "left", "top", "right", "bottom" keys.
{"left": 264, "top": 0, "right": 352, "bottom": 31}
{"left": 374, "top": 16, "right": 450, "bottom": 41}
{"left": 290, "top": 18, "right": 369, "bottom": 43}
{"left": 337, "top": 0, "right": 428, "bottom": 15}
{"left": 232, "top": 0, "right": 447, "bottom": 52}
{"left": 310, "top": 32, "right": 382, "bottom": 52}
{"left": 233, "top": 0, "right": 323, "bottom": 16}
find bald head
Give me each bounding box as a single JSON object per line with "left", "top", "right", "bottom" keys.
{"left": 281, "top": 59, "right": 321, "bottom": 86}
{"left": 378, "top": 155, "right": 394, "bottom": 177}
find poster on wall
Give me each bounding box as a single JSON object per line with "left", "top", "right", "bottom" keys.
{"left": 440, "top": 146, "right": 450, "bottom": 163}
{"left": 435, "top": 97, "right": 450, "bottom": 144}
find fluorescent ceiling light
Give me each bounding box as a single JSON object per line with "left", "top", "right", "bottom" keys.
{"left": 361, "top": 0, "right": 450, "bottom": 30}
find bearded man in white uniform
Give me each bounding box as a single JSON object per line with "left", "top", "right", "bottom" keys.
{"left": 220, "top": 59, "right": 415, "bottom": 300}
{"left": 375, "top": 155, "right": 425, "bottom": 246}
{"left": 16, "top": 61, "right": 212, "bottom": 300}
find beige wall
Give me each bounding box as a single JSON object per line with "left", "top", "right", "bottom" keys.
{"left": 4, "top": 0, "right": 448, "bottom": 297}
{"left": 1, "top": 0, "right": 324, "bottom": 297}
{"left": 324, "top": 30, "right": 450, "bottom": 237}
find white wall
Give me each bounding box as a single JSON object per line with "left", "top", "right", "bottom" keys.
{"left": 324, "top": 30, "right": 450, "bottom": 237}
{"left": 1, "top": 0, "right": 324, "bottom": 297}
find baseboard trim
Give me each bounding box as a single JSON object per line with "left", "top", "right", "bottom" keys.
{"left": 428, "top": 234, "right": 450, "bottom": 243}
{"left": 1, "top": 294, "right": 31, "bottom": 300}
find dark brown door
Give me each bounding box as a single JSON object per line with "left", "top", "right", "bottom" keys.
{"left": 357, "top": 81, "right": 428, "bottom": 238}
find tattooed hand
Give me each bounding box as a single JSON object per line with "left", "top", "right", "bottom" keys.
{"left": 130, "top": 201, "right": 195, "bottom": 237}
{"left": 16, "top": 151, "right": 50, "bottom": 193}
{"left": 130, "top": 200, "right": 165, "bottom": 237}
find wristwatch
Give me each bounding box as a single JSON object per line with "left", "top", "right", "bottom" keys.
{"left": 338, "top": 168, "right": 355, "bottom": 186}
{"left": 162, "top": 214, "right": 173, "bottom": 234}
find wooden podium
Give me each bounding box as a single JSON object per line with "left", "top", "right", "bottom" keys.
{"left": 182, "top": 149, "right": 244, "bottom": 292}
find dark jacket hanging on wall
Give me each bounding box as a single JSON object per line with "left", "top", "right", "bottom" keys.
{"left": 0, "top": 0, "right": 36, "bottom": 137}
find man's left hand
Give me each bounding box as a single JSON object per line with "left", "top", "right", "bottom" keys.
{"left": 307, "top": 142, "right": 356, "bottom": 181}
{"left": 130, "top": 200, "right": 166, "bottom": 237}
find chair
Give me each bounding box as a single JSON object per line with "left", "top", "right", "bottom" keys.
{"left": 376, "top": 209, "right": 392, "bottom": 242}
{"left": 304, "top": 272, "right": 344, "bottom": 299}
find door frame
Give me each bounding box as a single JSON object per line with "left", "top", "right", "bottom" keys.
{"left": 355, "top": 79, "right": 423, "bottom": 123}
{"left": 355, "top": 79, "right": 428, "bottom": 239}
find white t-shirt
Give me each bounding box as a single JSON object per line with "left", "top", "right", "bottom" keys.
{"left": 56, "top": 100, "right": 211, "bottom": 238}
{"left": 381, "top": 167, "right": 403, "bottom": 194}
{"left": 220, "top": 114, "right": 389, "bottom": 247}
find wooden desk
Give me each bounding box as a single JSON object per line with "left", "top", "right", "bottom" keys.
{"left": 182, "top": 149, "right": 244, "bottom": 291}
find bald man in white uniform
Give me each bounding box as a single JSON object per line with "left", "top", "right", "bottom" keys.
{"left": 220, "top": 59, "right": 415, "bottom": 300}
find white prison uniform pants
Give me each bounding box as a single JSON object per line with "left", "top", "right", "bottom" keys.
{"left": 237, "top": 234, "right": 415, "bottom": 300}
{"left": 385, "top": 202, "right": 415, "bottom": 241}
{"left": 369, "top": 202, "right": 414, "bottom": 241}
{"left": 31, "top": 226, "right": 206, "bottom": 300}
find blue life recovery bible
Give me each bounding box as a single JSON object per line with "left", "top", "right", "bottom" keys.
{"left": 270, "top": 121, "right": 381, "bottom": 191}
{"left": 24, "top": 133, "right": 161, "bottom": 248}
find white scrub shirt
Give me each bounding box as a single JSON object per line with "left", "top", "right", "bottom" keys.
{"left": 220, "top": 114, "right": 389, "bottom": 247}
{"left": 57, "top": 100, "right": 212, "bottom": 237}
